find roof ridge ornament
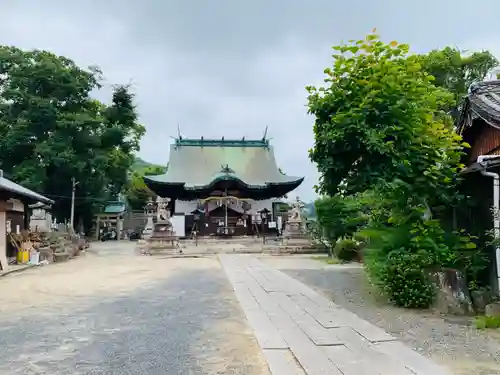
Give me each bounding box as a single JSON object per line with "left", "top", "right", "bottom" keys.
{"left": 220, "top": 164, "right": 235, "bottom": 174}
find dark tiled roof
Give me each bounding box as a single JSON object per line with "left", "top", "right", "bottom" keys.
{"left": 457, "top": 80, "right": 500, "bottom": 134}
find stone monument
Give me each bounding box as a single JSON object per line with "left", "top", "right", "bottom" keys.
{"left": 152, "top": 196, "right": 175, "bottom": 238}
{"left": 29, "top": 202, "right": 53, "bottom": 232}
{"left": 141, "top": 196, "right": 180, "bottom": 254}
{"left": 283, "top": 196, "right": 307, "bottom": 240}
{"left": 142, "top": 198, "right": 155, "bottom": 239}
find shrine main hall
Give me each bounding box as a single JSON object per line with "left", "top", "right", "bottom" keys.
{"left": 143, "top": 136, "right": 304, "bottom": 237}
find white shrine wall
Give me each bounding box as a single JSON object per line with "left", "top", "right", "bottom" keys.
{"left": 174, "top": 198, "right": 281, "bottom": 216}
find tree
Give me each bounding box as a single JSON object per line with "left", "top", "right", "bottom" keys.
{"left": 123, "top": 164, "right": 166, "bottom": 211}
{"left": 307, "top": 32, "right": 464, "bottom": 213}
{"left": 306, "top": 33, "right": 477, "bottom": 308}
{"left": 0, "top": 46, "right": 145, "bottom": 228}
{"left": 418, "top": 47, "right": 498, "bottom": 119}
{"left": 103, "top": 85, "right": 146, "bottom": 197}
{"left": 314, "top": 195, "right": 367, "bottom": 255}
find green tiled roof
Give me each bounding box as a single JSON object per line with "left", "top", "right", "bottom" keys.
{"left": 174, "top": 137, "right": 270, "bottom": 148}
{"left": 144, "top": 138, "right": 303, "bottom": 190}
{"left": 103, "top": 201, "right": 126, "bottom": 214}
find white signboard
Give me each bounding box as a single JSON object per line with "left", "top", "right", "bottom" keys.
{"left": 170, "top": 215, "right": 185, "bottom": 238}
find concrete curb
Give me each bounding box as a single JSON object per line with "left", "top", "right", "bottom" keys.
{"left": 0, "top": 264, "right": 36, "bottom": 277}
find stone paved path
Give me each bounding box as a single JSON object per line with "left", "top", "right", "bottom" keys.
{"left": 220, "top": 254, "right": 453, "bottom": 375}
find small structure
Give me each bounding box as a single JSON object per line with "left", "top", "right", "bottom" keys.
{"left": 29, "top": 202, "right": 53, "bottom": 232}
{"left": 283, "top": 196, "right": 308, "bottom": 243}
{"left": 143, "top": 135, "right": 304, "bottom": 237}
{"left": 0, "top": 170, "right": 53, "bottom": 272}
{"left": 141, "top": 196, "right": 180, "bottom": 254}
{"left": 94, "top": 200, "right": 127, "bottom": 240}
{"left": 142, "top": 198, "right": 156, "bottom": 239}
{"left": 150, "top": 197, "right": 177, "bottom": 242}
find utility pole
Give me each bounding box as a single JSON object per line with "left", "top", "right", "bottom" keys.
{"left": 70, "top": 177, "right": 79, "bottom": 231}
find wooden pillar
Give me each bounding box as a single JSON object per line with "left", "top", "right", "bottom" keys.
{"left": 0, "top": 200, "right": 13, "bottom": 271}
{"left": 95, "top": 215, "right": 100, "bottom": 240}
{"left": 23, "top": 200, "right": 30, "bottom": 231}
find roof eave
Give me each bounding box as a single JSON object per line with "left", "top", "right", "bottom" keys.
{"left": 457, "top": 80, "right": 500, "bottom": 133}
{"left": 0, "top": 180, "right": 54, "bottom": 205}
{"left": 143, "top": 178, "right": 303, "bottom": 201}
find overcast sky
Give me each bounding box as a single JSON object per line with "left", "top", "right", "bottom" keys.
{"left": 1, "top": 1, "right": 499, "bottom": 201}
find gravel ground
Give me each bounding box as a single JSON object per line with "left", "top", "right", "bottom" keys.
{"left": 285, "top": 264, "right": 500, "bottom": 375}
{"left": 0, "top": 243, "right": 269, "bottom": 375}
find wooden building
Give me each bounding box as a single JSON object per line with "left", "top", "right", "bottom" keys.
{"left": 143, "top": 136, "right": 304, "bottom": 237}
{"left": 458, "top": 80, "right": 500, "bottom": 166}
{"left": 456, "top": 80, "right": 500, "bottom": 292}
{"left": 0, "top": 170, "right": 53, "bottom": 271}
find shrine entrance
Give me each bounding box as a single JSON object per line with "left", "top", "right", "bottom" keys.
{"left": 197, "top": 195, "right": 252, "bottom": 237}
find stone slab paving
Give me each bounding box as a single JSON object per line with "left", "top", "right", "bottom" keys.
{"left": 220, "top": 254, "right": 453, "bottom": 375}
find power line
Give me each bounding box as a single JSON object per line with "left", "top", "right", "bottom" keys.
{"left": 0, "top": 171, "right": 126, "bottom": 204}
{"left": 39, "top": 193, "right": 111, "bottom": 203}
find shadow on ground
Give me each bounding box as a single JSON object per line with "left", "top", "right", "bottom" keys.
{"left": 0, "top": 267, "right": 266, "bottom": 375}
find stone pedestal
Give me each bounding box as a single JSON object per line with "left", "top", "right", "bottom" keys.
{"left": 282, "top": 196, "right": 310, "bottom": 246}
{"left": 283, "top": 219, "right": 306, "bottom": 239}
{"left": 144, "top": 219, "right": 180, "bottom": 253}
{"left": 282, "top": 219, "right": 311, "bottom": 248}
{"left": 151, "top": 221, "right": 175, "bottom": 239}
{"left": 142, "top": 216, "right": 154, "bottom": 239}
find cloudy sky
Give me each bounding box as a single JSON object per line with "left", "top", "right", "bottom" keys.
{"left": 1, "top": 0, "right": 499, "bottom": 201}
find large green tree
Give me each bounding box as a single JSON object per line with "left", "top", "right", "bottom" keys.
{"left": 307, "top": 33, "right": 464, "bottom": 212}
{"left": 418, "top": 47, "right": 498, "bottom": 119}
{"left": 306, "top": 33, "right": 479, "bottom": 308}
{"left": 0, "top": 46, "right": 145, "bottom": 228}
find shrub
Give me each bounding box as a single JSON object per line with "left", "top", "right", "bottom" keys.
{"left": 363, "top": 216, "right": 488, "bottom": 309}
{"left": 314, "top": 195, "right": 368, "bottom": 257}
{"left": 363, "top": 220, "right": 444, "bottom": 308}
{"left": 306, "top": 220, "right": 331, "bottom": 252}
{"left": 376, "top": 250, "right": 436, "bottom": 308}
{"left": 334, "top": 238, "right": 360, "bottom": 262}
{"left": 475, "top": 315, "right": 500, "bottom": 330}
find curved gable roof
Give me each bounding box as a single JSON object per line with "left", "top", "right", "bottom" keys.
{"left": 144, "top": 138, "right": 304, "bottom": 189}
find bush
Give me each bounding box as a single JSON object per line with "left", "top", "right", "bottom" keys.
{"left": 334, "top": 238, "right": 360, "bottom": 262}
{"left": 363, "top": 218, "right": 488, "bottom": 309}
{"left": 363, "top": 220, "right": 444, "bottom": 308}
{"left": 314, "top": 195, "right": 368, "bottom": 258}
{"left": 375, "top": 250, "right": 436, "bottom": 308}
{"left": 475, "top": 315, "right": 500, "bottom": 330}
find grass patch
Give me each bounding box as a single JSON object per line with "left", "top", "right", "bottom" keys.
{"left": 311, "top": 256, "right": 342, "bottom": 265}
{"left": 475, "top": 315, "right": 500, "bottom": 330}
